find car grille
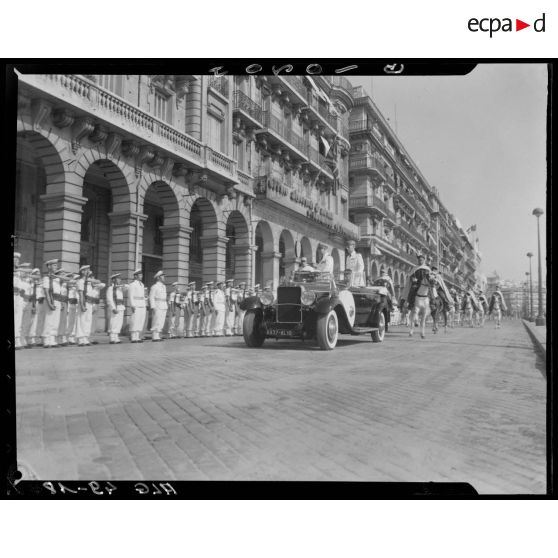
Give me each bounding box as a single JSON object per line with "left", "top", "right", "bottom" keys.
{"left": 277, "top": 287, "right": 302, "bottom": 323}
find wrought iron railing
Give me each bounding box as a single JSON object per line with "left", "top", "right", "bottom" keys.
{"left": 208, "top": 76, "right": 229, "bottom": 97}
{"left": 233, "top": 90, "right": 262, "bottom": 122}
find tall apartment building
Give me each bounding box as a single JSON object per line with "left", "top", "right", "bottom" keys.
{"left": 347, "top": 84, "right": 481, "bottom": 300}
{"left": 15, "top": 72, "right": 479, "bottom": 327}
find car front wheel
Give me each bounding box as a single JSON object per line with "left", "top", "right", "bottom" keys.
{"left": 371, "top": 311, "right": 385, "bottom": 343}
{"left": 243, "top": 311, "right": 266, "bottom": 347}
{"left": 317, "top": 310, "right": 338, "bottom": 350}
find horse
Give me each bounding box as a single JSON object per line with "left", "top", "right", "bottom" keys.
{"left": 430, "top": 295, "right": 450, "bottom": 333}
{"left": 488, "top": 294, "right": 506, "bottom": 329}
{"left": 408, "top": 274, "right": 432, "bottom": 339}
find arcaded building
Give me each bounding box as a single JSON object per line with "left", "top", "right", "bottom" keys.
{"left": 14, "top": 73, "right": 359, "bottom": 331}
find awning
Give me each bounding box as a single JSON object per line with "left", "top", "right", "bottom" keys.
{"left": 320, "top": 136, "right": 331, "bottom": 155}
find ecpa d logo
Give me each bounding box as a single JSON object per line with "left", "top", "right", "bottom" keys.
{"left": 468, "top": 13, "right": 545, "bottom": 37}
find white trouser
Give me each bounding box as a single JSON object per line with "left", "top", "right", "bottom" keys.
{"left": 235, "top": 309, "right": 246, "bottom": 334}
{"left": 14, "top": 295, "right": 24, "bottom": 347}
{"left": 65, "top": 305, "right": 78, "bottom": 342}
{"left": 109, "top": 305, "right": 125, "bottom": 341}
{"left": 129, "top": 306, "right": 146, "bottom": 341}
{"left": 168, "top": 309, "right": 181, "bottom": 337}
{"left": 43, "top": 300, "right": 61, "bottom": 346}
{"left": 57, "top": 302, "right": 68, "bottom": 343}
{"left": 151, "top": 308, "right": 167, "bottom": 339}
{"left": 224, "top": 307, "right": 235, "bottom": 335}
{"left": 20, "top": 300, "right": 33, "bottom": 346}
{"left": 76, "top": 303, "right": 93, "bottom": 343}
{"left": 28, "top": 301, "right": 46, "bottom": 343}
{"left": 212, "top": 307, "right": 225, "bottom": 335}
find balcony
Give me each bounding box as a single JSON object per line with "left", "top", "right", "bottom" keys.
{"left": 348, "top": 194, "right": 389, "bottom": 217}
{"left": 305, "top": 95, "right": 338, "bottom": 135}
{"left": 233, "top": 90, "right": 263, "bottom": 125}
{"left": 208, "top": 76, "right": 229, "bottom": 98}
{"left": 398, "top": 219, "right": 428, "bottom": 247}
{"left": 349, "top": 154, "right": 386, "bottom": 181}
{"left": 18, "top": 74, "right": 244, "bottom": 189}
{"left": 307, "top": 146, "right": 334, "bottom": 179}
{"left": 258, "top": 111, "right": 308, "bottom": 161}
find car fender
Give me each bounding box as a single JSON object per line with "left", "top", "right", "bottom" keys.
{"left": 337, "top": 289, "right": 356, "bottom": 327}
{"left": 241, "top": 296, "right": 263, "bottom": 311}
{"left": 315, "top": 296, "right": 337, "bottom": 315}
{"left": 370, "top": 298, "right": 389, "bottom": 327}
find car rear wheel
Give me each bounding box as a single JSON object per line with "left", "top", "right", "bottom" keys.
{"left": 243, "top": 311, "right": 266, "bottom": 347}
{"left": 371, "top": 311, "right": 385, "bottom": 343}
{"left": 317, "top": 310, "right": 338, "bottom": 350}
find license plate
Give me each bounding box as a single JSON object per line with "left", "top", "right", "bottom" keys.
{"left": 267, "top": 328, "right": 293, "bottom": 337}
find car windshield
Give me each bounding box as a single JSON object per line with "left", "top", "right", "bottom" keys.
{"left": 292, "top": 271, "right": 333, "bottom": 284}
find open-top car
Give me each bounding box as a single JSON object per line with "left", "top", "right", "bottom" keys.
{"left": 241, "top": 271, "right": 390, "bottom": 350}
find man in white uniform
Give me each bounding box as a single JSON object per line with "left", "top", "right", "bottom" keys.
{"left": 128, "top": 269, "right": 147, "bottom": 343}
{"left": 167, "top": 281, "right": 182, "bottom": 339}
{"left": 184, "top": 282, "right": 196, "bottom": 338}
{"left": 76, "top": 264, "right": 94, "bottom": 346}
{"left": 345, "top": 240, "right": 365, "bottom": 286}
{"left": 149, "top": 270, "right": 168, "bottom": 342}
{"left": 316, "top": 243, "right": 334, "bottom": 273}
{"left": 56, "top": 270, "right": 70, "bottom": 346}
{"left": 234, "top": 281, "right": 247, "bottom": 335}
{"left": 65, "top": 273, "right": 79, "bottom": 345}
{"left": 15, "top": 263, "right": 32, "bottom": 349}
{"left": 42, "top": 259, "right": 62, "bottom": 348}
{"left": 13, "top": 252, "right": 23, "bottom": 349}
{"left": 24, "top": 268, "right": 43, "bottom": 348}
{"left": 212, "top": 280, "right": 226, "bottom": 336}
{"left": 224, "top": 278, "right": 236, "bottom": 336}
{"left": 107, "top": 273, "right": 126, "bottom": 344}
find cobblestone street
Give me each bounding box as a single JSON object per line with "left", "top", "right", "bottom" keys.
{"left": 15, "top": 319, "right": 546, "bottom": 494}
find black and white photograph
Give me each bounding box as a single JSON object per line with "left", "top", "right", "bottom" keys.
{"left": 8, "top": 62, "right": 549, "bottom": 496}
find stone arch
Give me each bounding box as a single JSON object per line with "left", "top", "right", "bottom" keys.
{"left": 15, "top": 129, "right": 78, "bottom": 269}
{"left": 387, "top": 266, "right": 393, "bottom": 278}
{"left": 255, "top": 220, "right": 275, "bottom": 289}
{"left": 141, "top": 180, "right": 186, "bottom": 285}
{"left": 279, "top": 229, "right": 296, "bottom": 282}
{"left": 299, "top": 236, "right": 313, "bottom": 263}
{"left": 225, "top": 210, "right": 250, "bottom": 283}
{"left": 188, "top": 196, "right": 221, "bottom": 286}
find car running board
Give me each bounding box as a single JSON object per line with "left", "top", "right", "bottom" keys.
{"left": 350, "top": 326, "right": 378, "bottom": 334}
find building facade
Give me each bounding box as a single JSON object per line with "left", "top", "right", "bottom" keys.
{"left": 14, "top": 72, "right": 479, "bottom": 329}
{"left": 347, "top": 85, "right": 481, "bottom": 298}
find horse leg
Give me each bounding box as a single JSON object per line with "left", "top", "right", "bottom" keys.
{"left": 421, "top": 309, "right": 426, "bottom": 339}
{"left": 408, "top": 307, "right": 415, "bottom": 337}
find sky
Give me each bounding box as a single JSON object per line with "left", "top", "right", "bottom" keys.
{"left": 350, "top": 64, "right": 548, "bottom": 284}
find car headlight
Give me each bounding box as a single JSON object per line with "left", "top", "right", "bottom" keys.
{"left": 301, "top": 289, "right": 316, "bottom": 306}
{"left": 260, "top": 292, "right": 274, "bottom": 306}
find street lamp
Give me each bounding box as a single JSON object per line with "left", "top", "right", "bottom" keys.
{"left": 523, "top": 271, "right": 532, "bottom": 321}
{"left": 526, "top": 252, "right": 534, "bottom": 321}
{"left": 532, "top": 208, "right": 545, "bottom": 326}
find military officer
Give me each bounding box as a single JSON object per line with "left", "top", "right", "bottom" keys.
{"left": 212, "top": 280, "right": 226, "bottom": 336}
{"left": 345, "top": 240, "right": 365, "bottom": 287}
{"left": 88, "top": 276, "right": 100, "bottom": 344}
{"left": 56, "top": 269, "right": 70, "bottom": 346}
{"left": 23, "top": 268, "right": 42, "bottom": 348}
{"left": 42, "top": 259, "right": 62, "bottom": 348}
{"left": 316, "top": 243, "right": 334, "bottom": 273}
{"left": 15, "top": 263, "right": 32, "bottom": 349}
{"left": 149, "top": 270, "right": 168, "bottom": 342}
{"left": 65, "top": 273, "right": 79, "bottom": 345}
{"left": 234, "top": 281, "right": 247, "bottom": 335}
{"left": 128, "top": 268, "right": 147, "bottom": 343}
{"left": 106, "top": 273, "right": 126, "bottom": 344}
{"left": 13, "top": 253, "right": 23, "bottom": 349}
{"left": 183, "top": 282, "right": 196, "bottom": 338}
{"left": 224, "top": 278, "right": 236, "bottom": 336}
{"left": 76, "top": 264, "right": 94, "bottom": 346}
{"left": 167, "top": 281, "right": 182, "bottom": 339}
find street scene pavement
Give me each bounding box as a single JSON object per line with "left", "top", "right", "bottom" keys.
{"left": 15, "top": 319, "right": 546, "bottom": 494}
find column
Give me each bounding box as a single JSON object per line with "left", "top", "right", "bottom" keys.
{"left": 185, "top": 78, "right": 202, "bottom": 140}
{"left": 108, "top": 210, "right": 148, "bottom": 279}
{"left": 261, "top": 250, "right": 282, "bottom": 290}
{"left": 40, "top": 192, "right": 87, "bottom": 272}
{"left": 201, "top": 235, "right": 228, "bottom": 283}
{"left": 232, "top": 243, "right": 256, "bottom": 285}
{"left": 160, "top": 224, "right": 192, "bottom": 285}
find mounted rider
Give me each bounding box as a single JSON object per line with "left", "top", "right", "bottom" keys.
{"left": 429, "top": 266, "right": 454, "bottom": 309}
{"left": 407, "top": 253, "right": 431, "bottom": 308}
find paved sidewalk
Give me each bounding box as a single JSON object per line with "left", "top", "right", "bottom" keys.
{"left": 15, "top": 321, "right": 546, "bottom": 493}
{"left": 522, "top": 319, "right": 547, "bottom": 359}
